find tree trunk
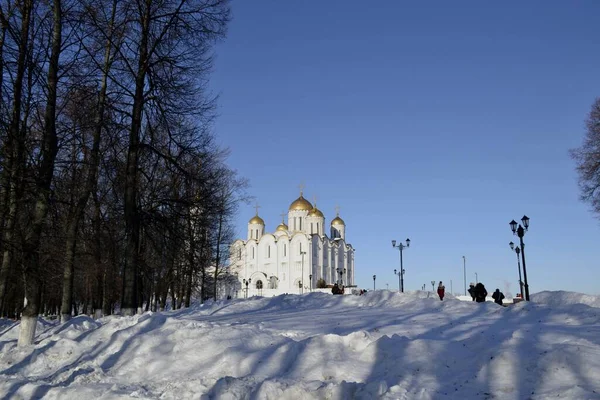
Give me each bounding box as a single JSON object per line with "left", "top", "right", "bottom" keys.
{"left": 19, "top": 0, "right": 62, "bottom": 346}
{"left": 0, "top": 0, "right": 32, "bottom": 317}
{"left": 122, "top": 1, "right": 151, "bottom": 317}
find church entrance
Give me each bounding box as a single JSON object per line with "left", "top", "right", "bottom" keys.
{"left": 293, "top": 278, "right": 302, "bottom": 294}
{"left": 256, "top": 280, "right": 263, "bottom": 296}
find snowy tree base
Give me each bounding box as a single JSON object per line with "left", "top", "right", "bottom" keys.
{"left": 18, "top": 316, "right": 37, "bottom": 347}
{"left": 61, "top": 314, "right": 71, "bottom": 324}
{"left": 121, "top": 307, "right": 136, "bottom": 316}
{"left": 94, "top": 309, "right": 103, "bottom": 319}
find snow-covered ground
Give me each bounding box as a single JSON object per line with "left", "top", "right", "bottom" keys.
{"left": 1, "top": 290, "right": 600, "bottom": 399}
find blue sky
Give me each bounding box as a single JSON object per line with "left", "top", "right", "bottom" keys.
{"left": 210, "top": 1, "right": 600, "bottom": 295}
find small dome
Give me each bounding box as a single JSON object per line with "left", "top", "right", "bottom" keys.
{"left": 308, "top": 206, "right": 324, "bottom": 218}
{"left": 289, "top": 195, "right": 312, "bottom": 211}
{"left": 249, "top": 215, "right": 265, "bottom": 225}
{"left": 331, "top": 216, "right": 345, "bottom": 226}
{"left": 276, "top": 222, "right": 288, "bottom": 232}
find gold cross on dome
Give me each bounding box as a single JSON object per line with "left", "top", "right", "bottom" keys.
{"left": 298, "top": 182, "right": 305, "bottom": 195}
{"left": 312, "top": 195, "right": 318, "bottom": 206}
{"left": 254, "top": 203, "right": 261, "bottom": 215}
{"left": 280, "top": 212, "right": 286, "bottom": 222}
{"left": 335, "top": 204, "right": 341, "bottom": 216}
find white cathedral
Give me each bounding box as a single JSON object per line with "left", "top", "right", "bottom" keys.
{"left": 229, "top": 191, "right": 355, "bottom": 297}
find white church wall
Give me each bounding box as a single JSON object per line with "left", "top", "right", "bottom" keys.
{"left": 258, "top": 234, "right": 277, "bottom": 277}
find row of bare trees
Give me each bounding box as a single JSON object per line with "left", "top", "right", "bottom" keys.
{"left": 0, "top": 0, "right": 243, "bottom": 346}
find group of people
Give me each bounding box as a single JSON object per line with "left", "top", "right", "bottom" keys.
{"left": 467, "top": 282, "right": 505, "bottom": 305}
{"left": 435, "top": 281, "right": 505, "bottom": 305}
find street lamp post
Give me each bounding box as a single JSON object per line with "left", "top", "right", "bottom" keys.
{"left": 462, "top": 256, "right": 466, "bottom": 296}
{"left": 243, "top": 278, "right": 251, "bottom": 299}
{"left": 392, "top": 238, "right": 410, "bottom": 292}
{"left": 300, "top": 251, "right": 306, "bottom": 294}
{"left": 510, "top": 215, "right": 531, "bottom": 301}
{"left": 475, "top": 272, "right": 478, "bottom": 284}
{"left": 431, "top": 280, "right": 435, "bottom": 291}
{"left": 373, "top": 274, "right": 376, "bottom": 291}
{"left": 509, "top": 241, "right": 524, "bottom": 300}
{"left": 309, "top": 274, "right": 312, "bottom": 292}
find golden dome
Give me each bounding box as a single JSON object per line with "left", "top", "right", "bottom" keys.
{"left": 276, "top": 222, "right": 288, "bottom": 232}
{"left": 331, "top": 216, "right": 345, "bottom": 225}
{"left": 249, "top": 215, "right": 265, "bottom": 225}
{"left": 308, "top": 206, "right": 324, "bottom": 218}
{"left": 289, "top": 195, "right": 313, "bottom": 211}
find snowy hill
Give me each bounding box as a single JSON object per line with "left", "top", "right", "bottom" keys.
{"left": 1, "top": 290, "right": 600, "bottom": 399}
{"left": 531, "top": 290, "right": 600, "bottom": 308}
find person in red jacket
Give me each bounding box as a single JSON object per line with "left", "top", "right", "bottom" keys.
{"left": 437, "top": 281, "right": 445, "bottom": 301}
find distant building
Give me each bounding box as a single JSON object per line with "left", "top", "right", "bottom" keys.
{"left": 229, "top": 190, "right": 355, "bottom": 297}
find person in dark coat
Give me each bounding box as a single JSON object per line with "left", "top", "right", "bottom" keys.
{"left": 467, "top": 283, "right": 476, "bottom": 301}
{"left": 492, "top": 289, "right": 505, "bottom": 306}
{"left": 332, "top": 283, "right": 340, "bottom": 295}
{"left": 437, "top": 281, "right": 445, "bottom": 301}
{"left": 474, "top": 283, "right": 487, "bottom": 303}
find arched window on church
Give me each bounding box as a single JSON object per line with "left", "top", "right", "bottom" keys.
{"left": 268, "top": 246, "right": 271, "bottom": 258}
{"left": 284, "top": 244, "right": 287, "bottom": 257}
{"left": 256, "top": 280, "right": 263, "bottom": 289}
{"left": 311, "top": 223, "right": 313, "bottom": 234}
{"left": 252, "top": 247, "right": 255, "bottom": 259}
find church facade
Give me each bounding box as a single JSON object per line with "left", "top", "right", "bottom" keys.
{"left": 229, "top": 192, "right": 355, "bottom": 297}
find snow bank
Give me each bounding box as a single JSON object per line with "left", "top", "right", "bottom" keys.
{"left": 531, "top": 290, "right": 600, "bottom": 308}
{"left": 1, "top": 290, "right": 600, "bottom": 399}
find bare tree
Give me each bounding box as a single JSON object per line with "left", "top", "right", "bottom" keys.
{"left": 120, "top": 0, "right": 229, "bottom": 316}
{"left": 0, "top": 0, "right": 240, "bottom": 330}
{"left": 19, "top": 0, "right": 62, "bottom": 346}
{"left": 0, "top": 0, "right": 33, "bottom": 318}
{"left": 571, "top": 98, "right": 600, "bottom": 217}
{"left": 59, "top": 0, "right": 121, "bottom": 323}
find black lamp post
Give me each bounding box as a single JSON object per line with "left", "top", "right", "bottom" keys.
{"left": 309, "top": 274, "right": 312, "bottom": 292}
{"left": 510, "top": 215, "right": 530, "bottom": 301}
{"left": 509, "top": 241, "right": 525, "bottom": 300}
{"left": 373, "top": 274, "right": 376, "bottom": 291}
{"left": 243, "top": 278, "right": 251, "bottom": 299}
{"left": 392, "top": 238, "right": 410, "bottom": 292}
{"left": 462, "top": 256, "right": 466, "bottom": 296}
{"left": 338, "top": 268, "right": 345, "bottom": 286}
